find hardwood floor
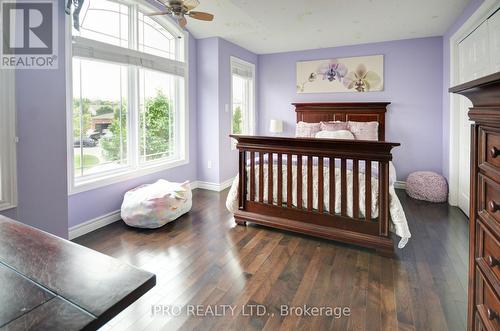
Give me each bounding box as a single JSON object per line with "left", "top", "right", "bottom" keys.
{"left": 74, "top": 189, "right": 469, "bottom": 331}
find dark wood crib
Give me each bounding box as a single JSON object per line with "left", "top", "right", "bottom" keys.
{"left": 230, "top": 102, "right": 400, "bottom": 256}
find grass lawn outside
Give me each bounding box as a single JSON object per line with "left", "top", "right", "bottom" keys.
{"left": 75, "top": 154, "right": 100, "bottom": 171}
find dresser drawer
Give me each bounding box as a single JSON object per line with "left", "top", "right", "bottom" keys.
{"left": 476, "top": 221, "right": 500, "bottom": 288}
{"left": 478, "top": 174, "right": 500, "bottom": 225}
{"left": 479, "top": 126, "right": 500, "bottom": 170}
{"left": 475, "top": 312, "right": 488, "bottom": 331}
{"left": 475, "top": 267, "right": 500, "bottom": 331}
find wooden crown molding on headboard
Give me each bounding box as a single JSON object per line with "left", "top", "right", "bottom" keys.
{"left": 293, "top": 102, "right": 390, "bottom": 141}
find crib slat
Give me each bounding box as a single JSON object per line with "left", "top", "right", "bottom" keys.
{"left": 318, "top": 157, "right": 324, "bottom": 213}
{"left": 287, "top": 154, "right": 292, "bottom": 208}
{"left": 329, "top": 157, "right": 335, "bottom": 215}
{"left": 307, "top": 156, "right": 313, "bottom": 211}
{"left": 259, "top": 152, "right": 264, "bottom": 203}
{"left": 365, "top": 160, "right": 372, "bottom": 221}
{"left": 239, "top": 151, "right": 246, "bottom": 209}
{"left": 341, "top": 158, "right": 347, "bottom": 216}
{"left": 297, "top": 155, "right": 302, "bottom": 209}
{"left": 379, "top": 161, "right": 390, "bottom": 236}
{"left": 250, "top": 151, "right": 255, "bottom": 202}
{"left": 277, "top": 153, "right": 283, "bottom": 206}
{"left": 353, "top": 159, "right": 359, "bottom": 218}
{"left": 268, "top": 153, "right": 273, "bottom": 205}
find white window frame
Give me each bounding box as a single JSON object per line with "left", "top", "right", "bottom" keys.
{"left": 66, "top": 0, "right": 190, "bottom": 194}
{"left": 230, "top": 56, "right": 255, "bottom": 150}
{"left": 0, "top": 69, "right": 17, "bottom": 211}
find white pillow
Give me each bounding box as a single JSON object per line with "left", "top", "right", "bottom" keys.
{"left": 295, "top": 121, "right": 321, "bottom": 138}
{"left": 348, "top": 121, "right": 379, "bottom": 141}
{"left": 315, "top": 130, "right": 355, "bottom": 140}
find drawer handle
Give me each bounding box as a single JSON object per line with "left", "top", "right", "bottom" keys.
{"left": 490, "top": 146, "right": 500, "bottom": 158}
{"left": 487, "top": 307, "right": 499, "bottom": 321}
{"left": 487, "top": 200, "right": 500, "bottom": 213}
{"left": 486, "top": 255, "right": 499, "bottom": 268}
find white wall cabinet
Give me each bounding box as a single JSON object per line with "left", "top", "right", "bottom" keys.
{"left": 489, "top": 9, "right": 500, "bottom": 72}
{"left": 456, "top": 9, "right": 499, "bottom": 215}
{"left": 459, "top": 9, "right": 500, "bottom": 83}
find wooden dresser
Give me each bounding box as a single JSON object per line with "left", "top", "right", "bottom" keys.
{"left": 450, "top": 72, "right": 500, "bottom": 331}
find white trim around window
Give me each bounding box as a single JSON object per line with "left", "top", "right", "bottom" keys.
{"left": 230, "top": 56, "right": 256, "bottom": 150}
{"left": 65, "top": 0, "right": 190, "bottom": 195}
{"left": 0, "top": 69, "right": 17, "bottom": 211}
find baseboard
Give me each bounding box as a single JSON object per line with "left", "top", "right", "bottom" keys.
{"left": 194, "top": 177, "right": 235, "bottom": 192}
{"left": 69, "top": 210, "right": 121, "bottom": 240}
{"left": 394, "top": 181, "right": 407, "bottom": 190}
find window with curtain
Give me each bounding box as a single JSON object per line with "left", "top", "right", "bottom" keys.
{"left": 230, "top": 57, "right": 255, "bottom": 144}
{"left": 70, "top": 0, "right": 187, "bottom": 191}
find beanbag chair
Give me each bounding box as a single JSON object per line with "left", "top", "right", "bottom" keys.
{"left": 121, "top": 180, "right": 192, "bottom": 228}
{"left": 406, "top": 171, "right": 448, "bottom": 203}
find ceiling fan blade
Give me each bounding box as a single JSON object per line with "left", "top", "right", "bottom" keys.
{"left": 178, "top": 16, "right": 187, "bottom": 28}
{"left": 188, "top": 11, "right": 214, "bottom": 21}
{"left": 183, "top": 0, "right": 200, "bottom": 10}
{"left": 146, "top": 11, "right": 171, "bottom": 16}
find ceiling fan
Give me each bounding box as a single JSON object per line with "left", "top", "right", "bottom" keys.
{"left": 148, "top": 0, "right": 214, "bottom": 28}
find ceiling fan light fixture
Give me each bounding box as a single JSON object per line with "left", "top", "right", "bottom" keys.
{"left": 149, "top": 0, "right": 213, "bottom": 28}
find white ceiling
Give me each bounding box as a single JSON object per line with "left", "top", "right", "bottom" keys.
{"left": 184, "top": 0, "right": 471, "bottom": 54}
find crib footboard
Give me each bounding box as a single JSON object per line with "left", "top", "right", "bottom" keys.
{"left": 231, "top": 135, "right": 400, "bottom": 256}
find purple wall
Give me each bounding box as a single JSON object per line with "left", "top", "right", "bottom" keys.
{"left": 196, "top": 37, "right": 258, "bottom": 184}
{"left": 68, "top": 35, "right": 199, "bottom": 228}
{"left": 442, "top": 0, "right": 484, "bottom": 179}
{"left": 196, "top": 38, "right": 221, "bottom": 183}
{"left": 12, "top": 2, "right": 68, "bottom": 237}
{"left": 0, "top": 208, "right": 17, "bottom": 220}
{"left": 258, "top": 37, "right": 444, "bottom": 181}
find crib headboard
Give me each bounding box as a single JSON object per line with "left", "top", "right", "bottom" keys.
{"left": 293, "top": 102, "right": 390, "bottom": 141}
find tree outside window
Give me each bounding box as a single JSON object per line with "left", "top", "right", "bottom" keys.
{"left": 232, "top": 106, "right": 242, "bottom": 134}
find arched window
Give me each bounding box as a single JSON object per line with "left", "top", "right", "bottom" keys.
{"left": 70, "top": 0, "right": 187, "bottom": 192}
{"left": 76, "top": 0, "right": 129, "bottom": 47}
{"left": 138, "top": 13, "right": 176, "bottom": 59}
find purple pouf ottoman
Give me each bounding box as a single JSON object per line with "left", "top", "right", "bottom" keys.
{"left": 406, "top": 171, "right": 448, "bottom": 203}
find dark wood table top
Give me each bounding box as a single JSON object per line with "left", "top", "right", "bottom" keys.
{"left": 0, "top": 215, "right": 156, "bottom": 330}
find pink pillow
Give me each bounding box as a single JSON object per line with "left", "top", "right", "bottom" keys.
{"left": 295, "top": 121, "right": 321, "bottom": 137}
{"left": 347, "top": 121, "right": 379, "bottom": 141}
{"left": 320, "top": 121, "right": 348, "bottom": 131}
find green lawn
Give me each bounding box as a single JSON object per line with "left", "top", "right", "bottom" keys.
{"left": 75, "top": 154, "right": 100, "bottom": 171}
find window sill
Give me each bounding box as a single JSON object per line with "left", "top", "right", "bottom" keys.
{"left": 69, "top": 158, "right": 189, "bottom": 195}
{"left": 0, "top": 202, "right": 16, "bottom": 212}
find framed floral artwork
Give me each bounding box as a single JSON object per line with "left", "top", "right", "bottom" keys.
{"left": 296, "top": 55, "right": 384, "bottom": 93}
